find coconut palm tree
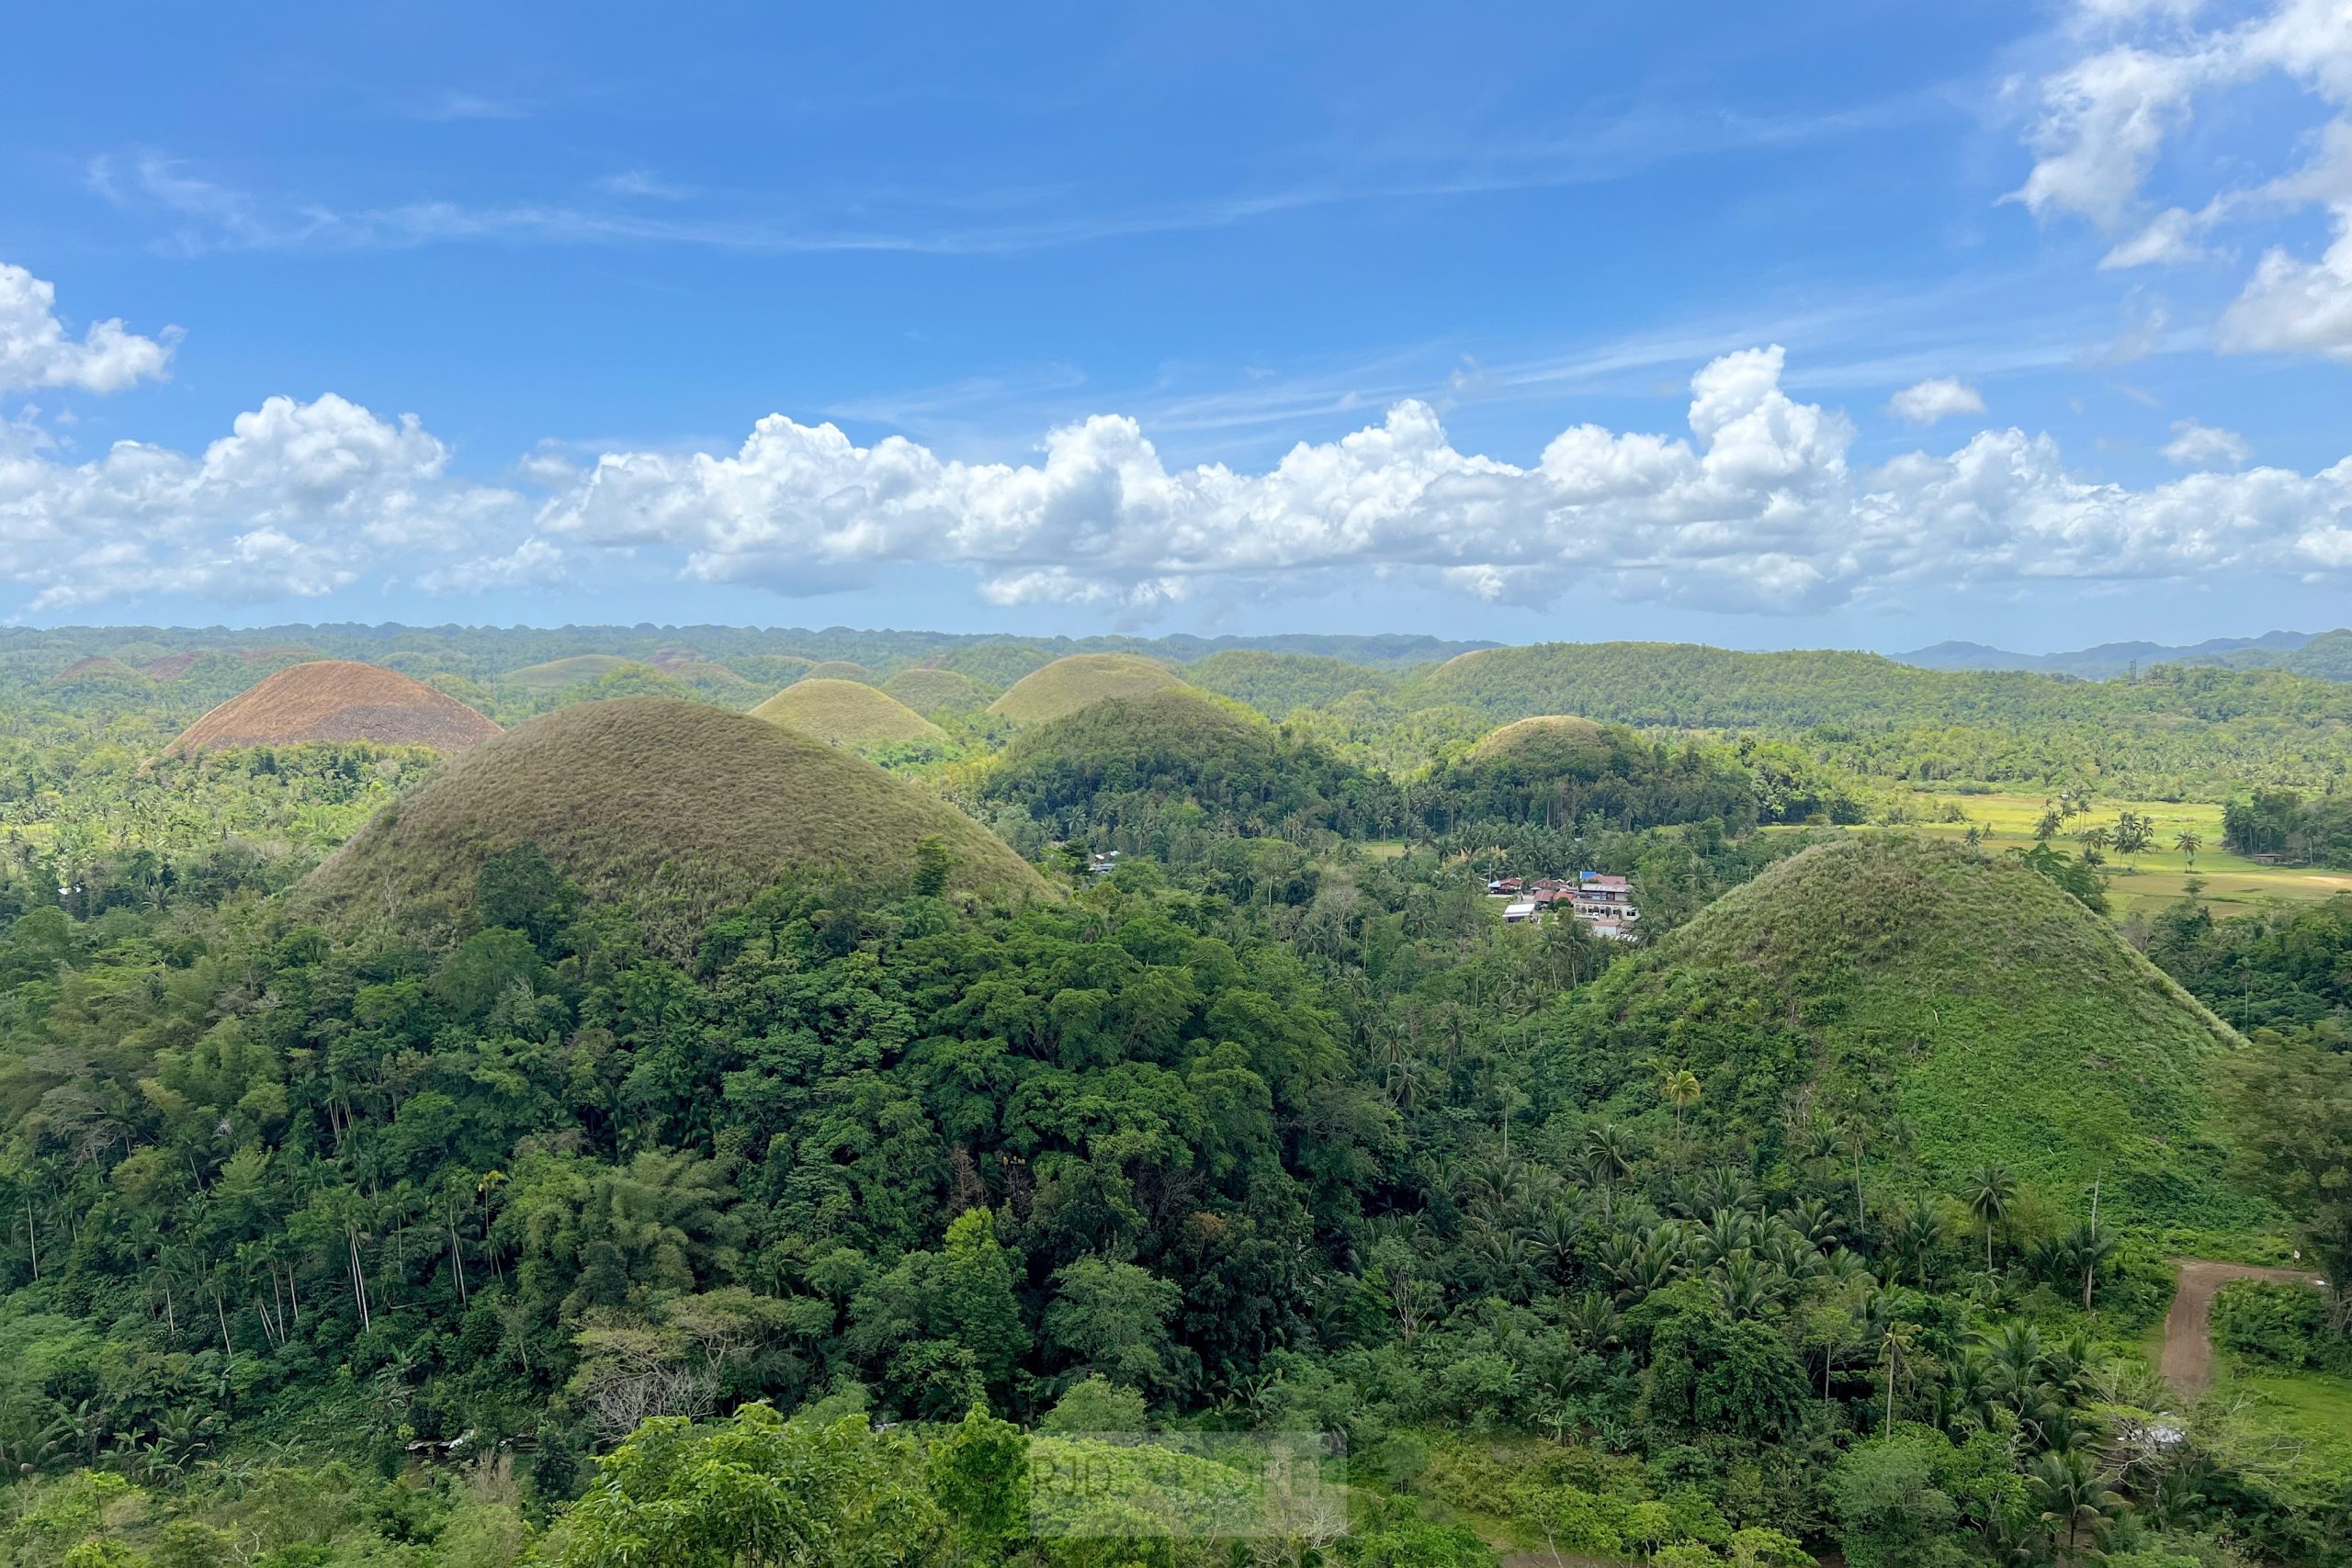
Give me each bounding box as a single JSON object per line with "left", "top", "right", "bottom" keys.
{"left": 2173, "top": 829, "right": 2201, "bottom": 864}
{"left": 1875, "top": 1310, "right": 1919, "bottom": 1436}
{"left": 1583, "top": 1123, "right": 1634, "bottom": 1225}
{"left": 1658, "top": 1066, "right": 1702, "bottom": 1133}
{"left": 1965, "top": 1164, "right": 2018, "bottom": 1272}
{"left": 2027, "top": 1449, "right": 2121, "bottom": 1561}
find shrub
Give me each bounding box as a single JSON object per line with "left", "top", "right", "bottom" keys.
{"left": 2211, "top": 1281, "right": 2351, "bottom": 1374}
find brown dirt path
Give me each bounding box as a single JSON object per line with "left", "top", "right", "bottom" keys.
{"left": 2161, "top": 1258, "right": 2325, "bottom": 1393}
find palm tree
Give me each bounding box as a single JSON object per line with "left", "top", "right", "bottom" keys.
{"left": 2026, "top": 1449, "right": 2121, "bottom": 1560}
{"left": 1965, "top": 1164, "right": 2018, "bottom": 1273}
{"left": 1981, "top": 1320, "right": 2048, "bottom": 1413}
{"left": 1583, "top": 1123, "right": 1634, "bottom": 1225}
{"left": 2055, "top": 1220, "right": 2117, "bottom": 1314}
{"left": 1890, "top": 1197, "right": 1942, "bottom": 1288}
{"left": 1875, "top": 1308, "right": 1919, "bottom": 1436}
{"left": 2173, "top": 829, "right": 2201, "bottom": 864}
{"left": 1658, "top": 1066, "right": 1702, "bottom": 1133}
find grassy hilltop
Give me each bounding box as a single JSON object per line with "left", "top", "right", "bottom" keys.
{"left": 751, "top": 677, "right": 952, "bottom": 752}
{"left": 989, "top": 652, "right": 1187, "bottom": 725}
{"left": 300, "top": 697, "right": 1046, "bottom": 945}
{"left": 1536, "top": 835, "right": 2262, "bottom": 1235}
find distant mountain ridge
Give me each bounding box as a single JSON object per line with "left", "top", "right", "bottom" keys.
{"left": 0, "top": 624, "right": 1493, "bottom": 678}
{"left": 1898, "top": 628, "right": 2352, "bottom": 680}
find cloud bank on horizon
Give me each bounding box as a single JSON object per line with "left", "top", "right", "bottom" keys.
{"left": 1, "top": 0, "right": 2349, "bottom": 627}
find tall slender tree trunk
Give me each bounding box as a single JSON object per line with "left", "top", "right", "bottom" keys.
{"left": 345, "top": 1225, "right": 372, "bottom": 1332}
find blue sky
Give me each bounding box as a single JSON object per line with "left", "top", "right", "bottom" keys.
{"left": 3, "top": 0, "right": 2349, "bottom": 650}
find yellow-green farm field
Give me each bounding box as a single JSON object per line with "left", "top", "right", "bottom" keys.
{"left": 1884, "top": 793, "right": 2352, "bottom": 920}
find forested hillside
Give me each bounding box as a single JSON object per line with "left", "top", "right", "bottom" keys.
{"left": 1408, "top": 643, "right": 2352, "bottom": 795}
{"left": 0, "top": 627, "right": 2346, "bottom": 1565}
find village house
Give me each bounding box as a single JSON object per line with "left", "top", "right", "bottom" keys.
{"left": 1493, "top": 870, "right": 1640, "bottom": 938}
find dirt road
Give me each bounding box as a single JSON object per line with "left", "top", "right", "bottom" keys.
{"left": 2160, "top": 1258, "right": 2325, "bottom": 1393}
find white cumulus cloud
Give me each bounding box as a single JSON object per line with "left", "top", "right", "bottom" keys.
{"left": 0, "top": 393, "right": 520, "bottom": 611}
{"left": 8, "top": 344, "right": 2352, "bottom": 622}
{"left": 1888, "top": 378, "right": 1989, "bottom": 424}
{"left": 2164, "top": 417, "right": 2254, "bottom": 464}
{"left": 2013, "top": 0, "right": 2352, "bottom": 359}
{"left": 0, "top": 262, "right": 177, "bottom": 396}
{"left": 2222, "top": 216, "right": 2352, "bottom": 356}
{"left": 526, "top": 345, "right": 2352, "bottom": 616}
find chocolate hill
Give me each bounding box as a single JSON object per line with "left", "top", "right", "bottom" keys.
{"left": 168, "top": 660, "right": 501, "bottom": 755}
{"left": 297, "top": 697, "right": 1049, "bottom": 945}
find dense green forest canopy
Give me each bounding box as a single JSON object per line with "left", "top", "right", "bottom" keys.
{"left": 0, "top": 626, "right": 2348, "bottom": 1565}
{"left": 1406, "top": 643, "right": 2352, "bottom": 796}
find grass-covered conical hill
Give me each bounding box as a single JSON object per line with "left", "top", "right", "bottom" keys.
{"left": 988, "top": 686, "right": 1276, "bottom": 805}
{"left": 988, "top": 653, "right": 1186, "bottom": 725}
{"left": 1534, "top": 835, "right": 2259, "bottom": 1233}
{"left": 169, "top": 660, "right": 501, "bottom": 754}
{"left": 752, "top": 678, "right": 952, "bottom": 752}
{"left": 1469, "top": 714, "right": 1611, "bottom": 766}
{"left": 1422, "top": 714, "right": 1767, "bottom": 833}
{"left": 880, "top": 666, "right": 1000, "bottom": 716}
{"left": 47, "top": 656, "right": 156, "bottom": 694}
{"left": 298, "top": 698, "right": 1048, "bottom": 946}
{"left": 982, "top": 685, "right": 1391, "bottom": 838}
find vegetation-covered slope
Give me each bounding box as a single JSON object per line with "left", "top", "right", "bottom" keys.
{"left": 879, "top": 666, "right": 1001, "bottom": 715}
{"left": 1185, "top": 649, "right": 1388, "bottom": 717}
{"left": 989, "top": 653, "right": 1186, "bottom": 725}
{"left": 797, "top": 660, "right": 878, "bottom": 684}
{"left": 168, "top": 660, "right": 502, "bottom": 755}
{"left": 751, "top": 678, "right": 952, "bottom": 752}
{"left": 1408, "top": 641, "right": 2352, "bottom": 795}
{"left": 299, "top": 697, "right": 1045, "bottom": 942}
{"left": 1536, "top": 835, "right": 2256, "bottom": 1232}
{"left": 503, "top": 653, "right": 636, "bottom": 690}
{"left": 504, "top": 654, "right": 759, "bottom": 708}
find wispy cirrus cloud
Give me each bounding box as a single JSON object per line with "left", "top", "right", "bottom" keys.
{"left": 84, "top": 90, "right": 1942, "bottom": 262}
{"left": 403, "top": 90, "right": 535, "bottom": 123}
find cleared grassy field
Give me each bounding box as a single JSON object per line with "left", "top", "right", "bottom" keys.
{"left": 1889, "top": 793, "right": 2352, "bottom": 920}
{"left": 2219, "top": 1368, "right": 2352, "bottom": 1500}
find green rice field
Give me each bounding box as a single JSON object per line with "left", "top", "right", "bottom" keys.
{"left": 1884, "top": 792, "right": 2352, "bottom": 921}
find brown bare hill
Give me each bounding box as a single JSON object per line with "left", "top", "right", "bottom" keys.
{"left": 169, "top": 660, "right": 502, "bottom": 755}
{"left": 751, "top": 679, "right": 951, "bottom": 752}
{"left": 989, "top": 653, "right": 1186, "bottom": 725}
{"left": 297, "top": 698, "right": 1047, "bottom": 946}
